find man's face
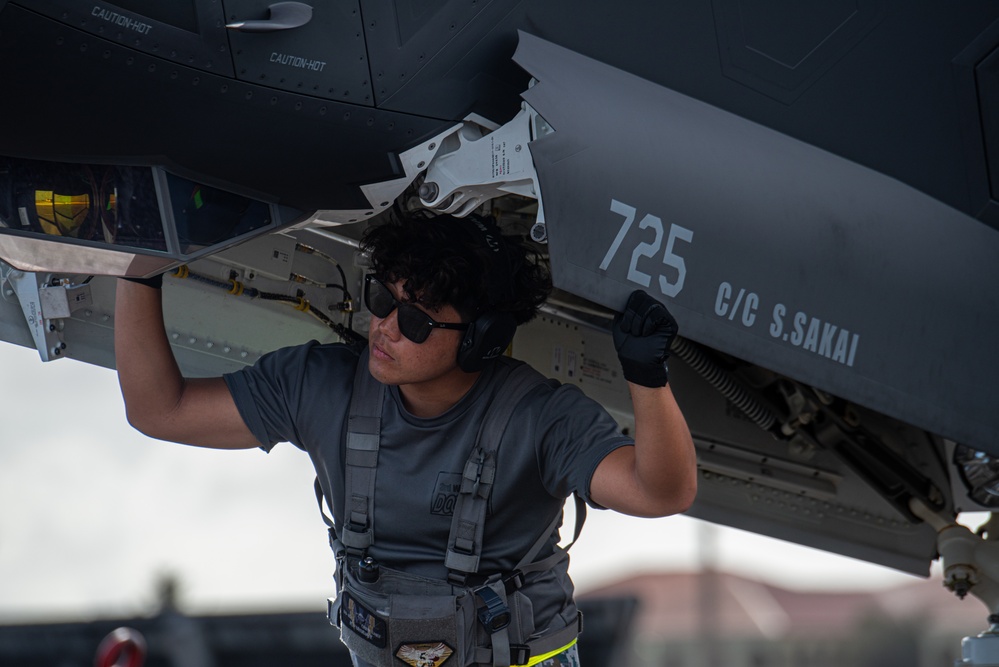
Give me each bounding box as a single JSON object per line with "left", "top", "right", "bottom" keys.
{"left": 366, "top": 279, "right": 469, "bottom": 390}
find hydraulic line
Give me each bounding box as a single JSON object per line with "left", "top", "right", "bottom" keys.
{"left": 540, "top": 296, "right": 780, "bottom": 435}
{"left": 670, "top": 336, "right": 778, "bottom": 432}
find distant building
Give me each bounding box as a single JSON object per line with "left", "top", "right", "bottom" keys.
{"left": 579, "top": 570, "right": 989, "bottom": 667}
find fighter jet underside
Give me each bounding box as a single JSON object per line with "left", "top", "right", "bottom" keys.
{"left": 2, "top": 0, "right": 999, "bottom": 655}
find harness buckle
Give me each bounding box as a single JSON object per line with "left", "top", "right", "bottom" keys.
{"left": 471, "top": 449, "right": 486, "bottom": 497}
{"left": 473, "top": 586, "right": 511, "bottom": 633}
{"left": 510, "top": 645, "right": 531, "bottom": 665}
{"left": 503, "top": 570, "right": 525, "bottom": 593}
{"left": 346, "top": 519, "right": 368, "bottom": 534}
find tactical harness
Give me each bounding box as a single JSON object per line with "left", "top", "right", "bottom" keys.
{"left": 315, "top": 349, "right": 586, "bottom": 667}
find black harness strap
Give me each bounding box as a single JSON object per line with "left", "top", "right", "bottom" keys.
{"left": 312, "top": 353, "right": 589, "bottom": 667}
{"left": 444, "top": 363, "right": 545, "bottom": 576}
{"left": 340, "top": 348, "right": 383, "bottom": 556}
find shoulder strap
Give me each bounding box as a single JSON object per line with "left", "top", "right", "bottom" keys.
{"left": 315, "top": 354, "right": 578, "bottom": 572}
{"left": 339, "top": 347, "right": 384, "bottom": 556}
{"left": 444, "top": 362, "right": 546, "bottom": 576}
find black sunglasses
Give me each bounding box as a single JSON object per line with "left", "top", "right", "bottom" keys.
{"left": 364, "top": 275, "right": 469, "bottom": 344}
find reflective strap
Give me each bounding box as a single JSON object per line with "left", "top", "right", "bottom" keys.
{"left": 524, "top": 639, "right": 578, "bottom": 667}
{"left": 473, "top": 618, "right": 580, "bottom": 666}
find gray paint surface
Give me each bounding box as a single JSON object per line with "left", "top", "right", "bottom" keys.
{"left": 515, "top": 32, "right": 999, "bottom": 454}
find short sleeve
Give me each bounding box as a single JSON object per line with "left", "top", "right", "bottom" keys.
{"left": 534, "top": 384, "right": 633, "bottom": 508}
{"left": 223, "top": 341, "right": 322, "bottom": 451}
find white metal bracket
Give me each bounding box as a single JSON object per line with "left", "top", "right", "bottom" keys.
{"left": 5, "top": 270, "right": 93, "bottom": 361}
{"left": 418, "top": 100, "right": 554, "bottom": 243}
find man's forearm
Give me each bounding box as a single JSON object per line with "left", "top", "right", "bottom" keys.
{"left": 114, "top": 279, "right": 185, "bottom": 433}
{"left": 591, "top": 289, "right": 697, "bottom": 517}
{"left": 628, "top": 382, "right": 698, "bottom": 514}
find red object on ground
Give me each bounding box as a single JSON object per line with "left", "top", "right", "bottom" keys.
{"left": 94, "top": 627, "right": 147, "bottom": 667}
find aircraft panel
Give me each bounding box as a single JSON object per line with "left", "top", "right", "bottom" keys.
{"left": 15, "top": 0, "right": 234, "bottom": 76}
{"left": 224, "top": 0, "right": 372, "bottom": 103}
{"left": 360, "top": 0, "right": 528, "bottom": 120}
{"left": 511, "top": 294, "right": 942, "bottom": 576}
{"left": 711, "top": 0, "right": 890, "bottom": 105}
{"left": 516, "top": 32, "right": 999, "bottom": 456}
{"left": 0, "top": 4, "right": 451, "bottom": 211}
{"left": 979, "top": 37, "right": 999, "bottom": 213}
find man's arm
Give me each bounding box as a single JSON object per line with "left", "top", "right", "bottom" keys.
{"left": 115, "top": 278, "right": 260, "bottom": 449}
{"left": 589, "top": 291, "right": 698, "bottom": 517}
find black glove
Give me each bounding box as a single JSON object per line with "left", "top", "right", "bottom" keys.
{"left": 120, "top": 273, "right": 164, "bottom": 289}
{"left": 612, "top": 290, "right": 678, "bottom": 387}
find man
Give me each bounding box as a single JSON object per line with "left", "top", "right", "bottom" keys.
{"left": 115, "top": 213, "right": 696, "bottom": 667}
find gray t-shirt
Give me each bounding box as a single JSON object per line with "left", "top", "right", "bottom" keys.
{"left": 224, "top": 341, "right": 632, "bottom": 579}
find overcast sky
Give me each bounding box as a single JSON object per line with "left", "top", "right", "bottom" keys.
{"left": 0, "top": 341, "right": 928, "bottom": 622}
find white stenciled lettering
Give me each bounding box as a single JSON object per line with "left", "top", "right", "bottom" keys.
{"left": 802, "top": 318, "right": 820, "bottom": 353}
{"left": 818, "top": 322, "right": 837, "bottom": 358}
{"left": 724, "top": 291, "right": 862, "bottom": 368}
{"left": 715, "top": 282, "right": 758, "bottom": 327}
{"left": 832, "top": 329, "right": 851, "bottom": 364}
{"left": 600, "top": 199, "right": 693, "bottom": 298}
{"left": 790, "top": 311, "right": 806, "bottom": 346}
{"left": 769, "top": 303, "right": 860, "bottom": 368}
{"left": 92, "top": 6, "right": 152, "bottom": 34}
{"left": 270, "top": 52, "right": 327, "bottom": 72}
{"left": 770, "top": 303, "right": 785, "bottom": 338}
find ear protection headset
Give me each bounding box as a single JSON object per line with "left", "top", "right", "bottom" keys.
{"left": 456, "top": 216, "right": 518, "bottom": 372}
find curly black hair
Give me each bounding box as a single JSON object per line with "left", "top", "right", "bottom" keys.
{"left": 361, "top": 213, "right": 551, "bottom": 325}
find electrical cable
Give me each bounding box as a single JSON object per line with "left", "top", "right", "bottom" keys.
{"left": 168, "top": 265, "right": 365, "bottom": 348}
{"left": 294, "top": 242, "right": 353, "bottom": 330}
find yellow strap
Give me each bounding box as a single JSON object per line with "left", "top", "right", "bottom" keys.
{"left": 522, "top": 639, "right": 577, "bottom": 667}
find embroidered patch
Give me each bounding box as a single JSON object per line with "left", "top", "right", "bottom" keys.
{"left": 341, "top": 591, "right": 387, "bottom": 648}
{"left": 395, "top": 641, "right": 454, "bottom": 667}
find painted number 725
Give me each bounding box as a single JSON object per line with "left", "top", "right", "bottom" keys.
{"left": 598, "top": 199, "right": 694, "bottom": 298}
